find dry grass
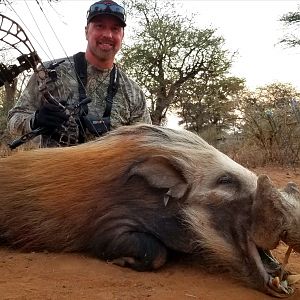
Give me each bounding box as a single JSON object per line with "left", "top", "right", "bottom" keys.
{"left": 0, "top": 132, "right": 13, "bottom": 157}
{"left": 219, "top": 140, "right": 266, "bottom": 168}
{"left": 219, "top": 138, "right": 300, "bottom": 169}
{"left": 0, "top": 131, "right": 40, "bottom": 158}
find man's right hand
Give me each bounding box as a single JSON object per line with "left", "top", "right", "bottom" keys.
{"left": 32, "top": 101, "right": 69, "bottom": 130}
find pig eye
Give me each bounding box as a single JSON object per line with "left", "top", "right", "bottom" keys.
{"left": 217, "top": 175, "right": 234, "bottom": 185}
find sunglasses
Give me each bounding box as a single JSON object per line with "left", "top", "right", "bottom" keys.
{"left": 87, "top": 2, "right": 126, "bottom": 22}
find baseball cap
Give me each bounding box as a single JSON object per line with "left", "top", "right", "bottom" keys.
{"left": 87, "top": 1, "right": 126, "bottom": 27}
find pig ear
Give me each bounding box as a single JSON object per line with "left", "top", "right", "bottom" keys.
{"left": 128, "top": 156, "right": 189, "bottom": 203}
{"left": 250, "top": 175, "right": 285, "bottom": 249}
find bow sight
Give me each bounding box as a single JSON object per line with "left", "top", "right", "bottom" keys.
{"left": 0, "top": 52, "right": 40, "bottom": 86}
{"left": 0, "top": 14, "right": 41, "bottom": 85}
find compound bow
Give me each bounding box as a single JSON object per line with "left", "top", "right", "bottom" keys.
{"left": 0, "top": 13, "right": 40, "bottom": 86}
{"left": 0, "top": 13, "right": 90, "bottom": 149}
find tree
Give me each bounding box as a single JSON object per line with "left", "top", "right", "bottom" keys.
{"left": 0, "top": 51, "right": 30, "bottom": 133}
{"left": 238, "top": 83, "right": 300, "bottom": 164}
{"left": 0, "top": 11, "right": 35, "bottom": 134}
{"left": 279, "top": 6, "right": 300, "bottom": 47}
{"left": 176, "top": 76, "right": 245, "bottom": 136}
{"left": 121, "top": 0, "right": 235, "bottom": 125}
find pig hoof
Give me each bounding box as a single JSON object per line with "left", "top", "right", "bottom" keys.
{"left": 111, "top": 256, "right": 136, "bottom": 267}
{"left": 111, "top": 253, "right": 166, "bottom": 271}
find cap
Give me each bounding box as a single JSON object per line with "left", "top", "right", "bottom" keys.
{"left": 87, "top": 0, "right": 126, "bottom": 27}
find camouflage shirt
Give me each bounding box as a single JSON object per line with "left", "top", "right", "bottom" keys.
{"left": 7, "top": 54, "right": 152, "bottom": 147}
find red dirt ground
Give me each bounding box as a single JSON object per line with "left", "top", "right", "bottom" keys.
{"left": 1, "top": 166, "right": 300, "bottom": 300}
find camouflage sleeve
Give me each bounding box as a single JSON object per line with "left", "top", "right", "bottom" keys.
{"left": 7, "top": 72, "right": 42, "bottom": 135}
{"left": 130, "top": 87, "right": 152, "bottom": 125}
{"left": 117, "top": 68, "right": 152, "bottom": 126}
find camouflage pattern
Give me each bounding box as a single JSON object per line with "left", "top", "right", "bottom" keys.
{"left": 7, "top": 55, "right": 152, "bottom": 147}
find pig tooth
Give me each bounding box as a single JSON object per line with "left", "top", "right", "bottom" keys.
{"left": 272, "top": 277, "right": 280, "bottom": 288}
{"left": 164, "top": 194, "right": 169, "bottom": 206}
{"left": 287, "top": 274, "right": 300, "bottom": 285}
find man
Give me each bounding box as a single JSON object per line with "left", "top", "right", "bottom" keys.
{"left": 7, "top": 0, "right": 151, "bottom": 148}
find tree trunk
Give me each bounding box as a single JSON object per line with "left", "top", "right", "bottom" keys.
{"left": 3, "top": 80, "right": 17, "bottom": 115}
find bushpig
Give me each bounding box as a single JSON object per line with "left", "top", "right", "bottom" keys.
{"left": 0, "top": 124, "right": 297, "bottom": 297}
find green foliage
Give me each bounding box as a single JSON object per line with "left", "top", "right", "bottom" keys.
{"left": 121, "top": 0, "right": 235, "bottom": 125}
{"left": 176, "top": 76, "right": 245, "bottom": 135}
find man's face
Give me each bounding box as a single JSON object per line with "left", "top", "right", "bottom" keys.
{"left": 85, "top": 15, "right": 124, "bottom": 62}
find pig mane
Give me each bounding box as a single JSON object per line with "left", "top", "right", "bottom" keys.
{"left": 0, "top": 125, "right": 217, "bottom": 251}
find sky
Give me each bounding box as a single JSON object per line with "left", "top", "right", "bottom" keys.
{"left": 0, "top": 0, "right": 300, "bottom": 92}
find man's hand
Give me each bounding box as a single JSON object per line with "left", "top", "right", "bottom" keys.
{"left": 32, "top": 101, "right": 69, "bottom": 129}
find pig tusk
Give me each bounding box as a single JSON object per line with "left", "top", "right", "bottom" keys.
{"left": 164, "top": 194, "right": 169, "bottom": 206}
{"left": 271, "top": 276, "right": 280, "bottom": 288}
{"left": 287, "top": 274, "right": 300, "bottom": 285}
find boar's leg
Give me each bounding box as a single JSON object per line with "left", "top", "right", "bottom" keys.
{"left": 97, "top": 232, "right": 168, "bottom": 271}
{"left": 89, "top": 156, "right": 189, "bottom": 272}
